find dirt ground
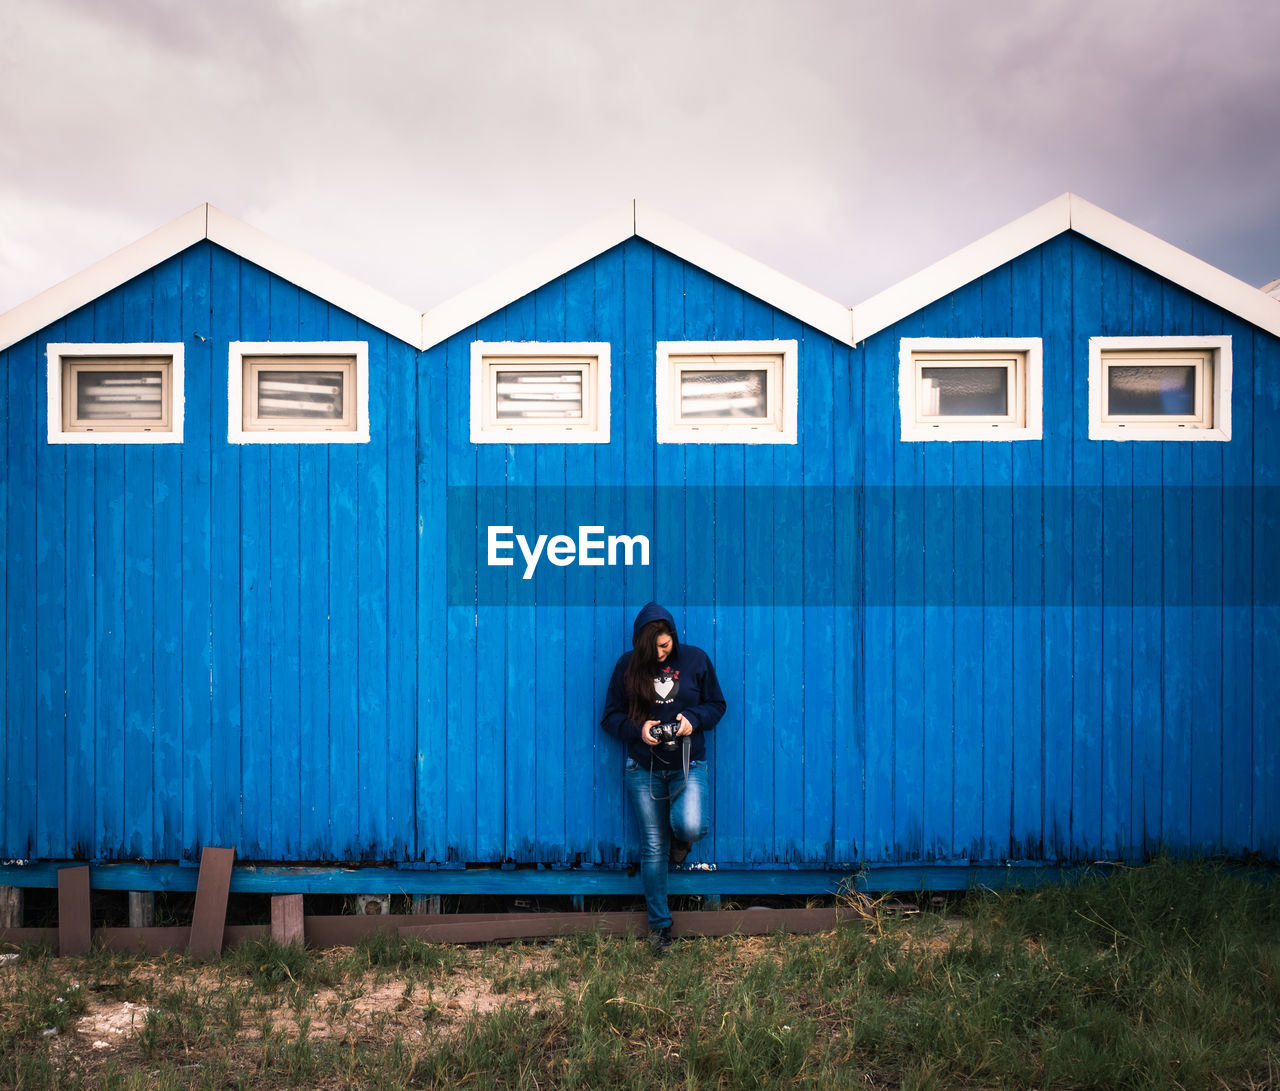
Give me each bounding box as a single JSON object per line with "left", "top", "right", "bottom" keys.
{"left": 46, "top": 945, "right": 557, "bottom": 1068}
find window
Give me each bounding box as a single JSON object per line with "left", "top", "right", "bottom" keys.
{"left": 470, "top": 342, "right": 610, "bottom": 443}
{"left": 898, "top": 338, "right": 1042, "bottom": 441}
{"left": 1088, "top": 336, "right": 1231, "bottom": 441}
{"left": 656, "top": 340, "right": 798, "bottom": 444}
{"left": 47, "top": 343, "right": 185, "bottom": 444}
{"left": 228, "top": 342, "right": 369, "bottom": 443}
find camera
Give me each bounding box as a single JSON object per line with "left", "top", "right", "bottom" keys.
{"left": 650, "top": 720, "right": 681, "bottom": 746}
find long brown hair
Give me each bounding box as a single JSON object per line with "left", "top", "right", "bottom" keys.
{"left": 623, "top": 618, "right": 675, "bottom": 726}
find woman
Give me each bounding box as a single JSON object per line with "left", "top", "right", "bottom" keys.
{"left": 601, "top": 602, "right": 727, "bottom": 954}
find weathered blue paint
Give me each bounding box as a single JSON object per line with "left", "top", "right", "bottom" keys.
{"left": 1, "top": 231, "right": 1278, "bottom": 889}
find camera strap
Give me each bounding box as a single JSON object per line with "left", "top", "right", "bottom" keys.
{"left": 648, "top": 736, "right": 691, "bottom": 801}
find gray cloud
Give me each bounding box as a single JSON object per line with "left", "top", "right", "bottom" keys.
{"left": 2, "top": 0, "right": 1278, "bottom": 317}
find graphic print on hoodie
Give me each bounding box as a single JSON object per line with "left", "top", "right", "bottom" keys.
{"left": 654, "top": 666, "right": 680, "bottom": 710}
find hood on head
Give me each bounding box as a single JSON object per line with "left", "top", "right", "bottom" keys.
{"left": 632, "top": 601, "right": 678, "bottom": 646}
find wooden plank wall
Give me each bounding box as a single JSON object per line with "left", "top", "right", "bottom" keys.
{"left": 0, "top": 234, "right": 1276, "bottom": 874}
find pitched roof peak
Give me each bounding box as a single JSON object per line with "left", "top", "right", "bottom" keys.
{"left": 852, "top": 193, "right": 1280, "bottom": 340}
{"left": 0, "top": 203, "right": 423, "bottom": 352}
{"left": 420, "top": 200, "right": 855, "bottom": 347}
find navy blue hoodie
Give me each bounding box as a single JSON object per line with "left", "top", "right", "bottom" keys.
{"left": 601, "top": 603, "right": 727, "bottom": 767}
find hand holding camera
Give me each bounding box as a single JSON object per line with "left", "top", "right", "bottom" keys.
{"left": 643, "top": 714, "right": 692, "bottom": 749}
{"left": 650, "top": 720, "right": 681, "bottom": 746}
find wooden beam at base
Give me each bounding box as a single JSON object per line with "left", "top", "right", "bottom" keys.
{"left": 671, "top": 906, "right": 859, "bottom": 938}
{"left": 57, "top": 866, "right": 92, "bottom": 956}
{"left": 303, "top": 911, "right": 586, "bottom": 947}
{"left": 271, "top": 894, "right": 305, "bottom": 946}
{"left": 0, "top": 926, "right": 54, "bottom": 947}
{"left": 400, "top": 912, "right": 646, "bottom": 944}
{"left": 397, "top": 906, "right": 859, "bottom": 945}
{"left": 188, "top": 847, "right": 236, "bottom": 959}
{"left": 95, "top": 924, "right": 264, "bottom": 957}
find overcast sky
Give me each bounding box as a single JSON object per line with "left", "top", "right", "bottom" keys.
{"left": 2, "top": 0, "right": 1278, "bottom": 320}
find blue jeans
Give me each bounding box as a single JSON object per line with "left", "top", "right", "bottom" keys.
{"left": 624, "top": 757, "right": 709, "bottom": 931}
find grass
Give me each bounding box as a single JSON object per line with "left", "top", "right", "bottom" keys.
{"left": 1, "top": 858, "right": 1278, "bottom": 1089}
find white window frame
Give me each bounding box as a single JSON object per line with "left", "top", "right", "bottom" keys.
{"left": 656, "top": 339, "right": 798, "bottom": 444}
{"left": 1088, "top": 336, "right": 1231, "bottom": 442}
{"left": 898, "top": 338, "right": 1043, "bottom": 442}
{"left": 228, "top": 341, "right": 369, "bottom": 444}
{"left": 470, "top": 341, "right": 611, "bottom": 444}
{"left": 47, "top": 343, "right": 185, "bottom": 444}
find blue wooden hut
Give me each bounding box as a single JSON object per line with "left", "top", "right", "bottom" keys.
{"left": 1, "top": 194, "right": 1276, "bottom": 896}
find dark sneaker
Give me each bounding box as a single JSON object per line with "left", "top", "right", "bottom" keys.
{"left": 651, "top": 926, "right": 674, "bottom": 955}
{"left": 669, "top": 838, "right": 691, "bottom": 866}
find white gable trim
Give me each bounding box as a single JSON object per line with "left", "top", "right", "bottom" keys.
{"left": 420, "top": 203, "right": 636, "bottom": 350}
{"left": 851, "top": 193, "right": 1280, "bottom": 342}
{"left": 0, "top": 206, "right": 208, "bottom": 353}
{"left": 1068, "top": 198, "right": 1280, "bottom": 338}
{"left": 420, "top": 201, "right": 856, "bottom": 349}
{"left": 852, "top": 195, "right": 1070, "bottom": 343}
{"left": 205, "top": 208, "right": 422, "bottom": 347}
{"left": 0, "top": 205, "right": 423, "bottom": 352}
{"left": 633, "top": 206, "right": 854, "bottom": 346}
